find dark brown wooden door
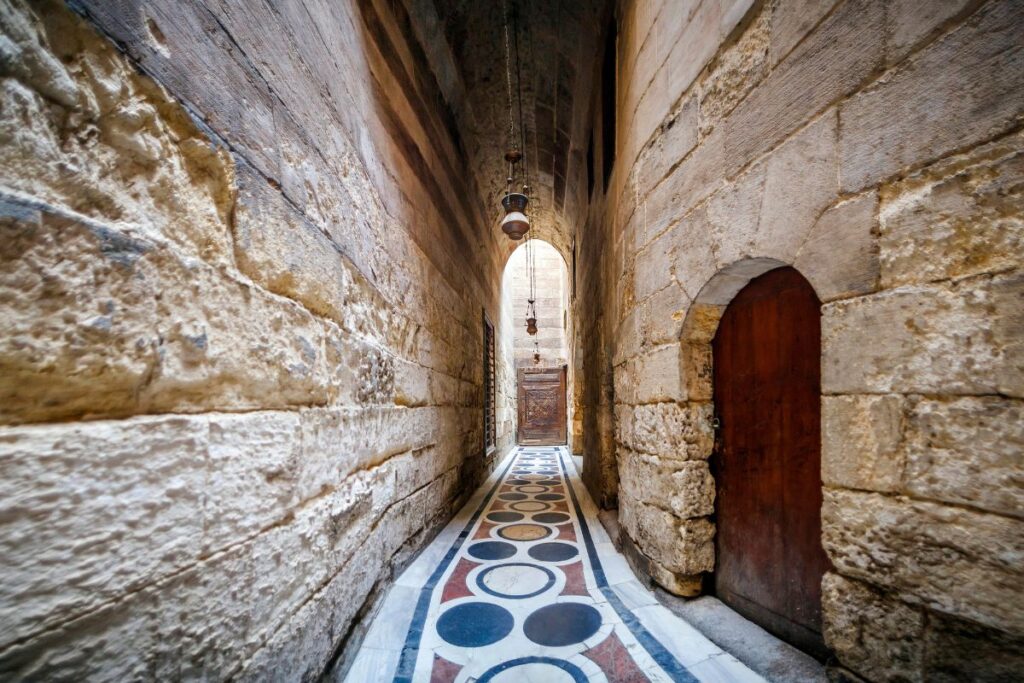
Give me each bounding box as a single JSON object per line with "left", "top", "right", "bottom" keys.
{"left": 517, "top": 367, "right": 567, "bottom": 445}
{"left": 711, "top": 267, "right": 831, "bottom": 658}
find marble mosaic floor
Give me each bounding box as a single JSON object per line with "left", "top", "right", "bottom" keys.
{"left": 345, "top": 446, "right": 765, "bottom": 682}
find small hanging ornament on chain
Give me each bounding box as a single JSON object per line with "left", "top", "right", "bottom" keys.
{"left": 526, "top": 298, "right": 537, "bottom": 335}
{"left": 533, "top": 339, "right": 541, "bottom": 364}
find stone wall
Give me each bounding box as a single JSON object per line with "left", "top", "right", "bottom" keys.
{"left": 575, "top": 0, "right": 1024, "bottom": 678}
{"left": 0, "top": 0, "right": 512, "bottom": 678}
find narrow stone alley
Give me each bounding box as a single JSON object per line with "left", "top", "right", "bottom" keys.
{"left": 347, "top": 446, "right": 762, "bottom": 682}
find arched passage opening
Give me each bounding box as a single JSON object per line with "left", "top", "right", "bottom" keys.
{"left": 499, "top": 240, "right": 573, "bottom": 447}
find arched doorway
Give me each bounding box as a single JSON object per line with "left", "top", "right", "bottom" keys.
{"left": 500, "top": 239, "right": 571, "bottom": 447}
{"left": 710, "top": 266, "right": 831, "bottom": 658}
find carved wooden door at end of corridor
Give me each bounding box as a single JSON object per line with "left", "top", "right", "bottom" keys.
{"left": 517, "top": 367, "right": 567, "bottom": 445}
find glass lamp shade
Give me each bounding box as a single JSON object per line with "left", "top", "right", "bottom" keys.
{"left": 500, "top": 192, "right": 530, "bottom": 240}
{"left": 501, "top": 211, "right": 530, "bottom": 240}
{"left": 526, "top": 317, "right": 538, "bottom": 335}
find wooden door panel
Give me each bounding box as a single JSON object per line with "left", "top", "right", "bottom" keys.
{"left": 711, "top": 267, "right": 831, "bottom": 658}
{"left": 517, "top": 367, "right": 567, "bottom": 445}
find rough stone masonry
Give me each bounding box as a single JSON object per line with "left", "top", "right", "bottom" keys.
{"left": 574, "top": 0, "right": 1024, "bottom": 680}
{"left": 0, "top": 0, "right": 1022, "bottom": 681}
{"left": 0, "top": 0, "right": 523, "bottom": 678}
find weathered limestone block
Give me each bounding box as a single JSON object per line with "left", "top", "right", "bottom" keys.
{"left": 632, "top": 344, "right": 685, "bottom": 404}
{"left": 697, "top": 0, "right": 770, "bottom": 137}
{"left": 821, "top": 572, "right": 925, "bottom": 683}
{"left": 633, "top": 227, "right": 675, "bottom": 303}
{"left": 0, "top": 468, "right": 403, "bottom": 681}
{"left": 706, "top": 160, "right": 766, "bottom": 268}
{"left": 923, "top": 610, "right": 1024, "bottom": 682}
{"left": 822, "top": 395, "right": 906, "bottom": 493}
{"left": 840, "top": 0, "right": 1024, "bottom": 192}
{"left": 0, "top": 416, "right": 207, "bottom": 648}
{"left": 644, "top": 129, "right": 726, "bottom": 240}
{"left": 726, "top": 0, "right": 884, "bottom": 175}
{"left": 637, "top": 96, "right": 698, "bottom": 199}
{"left": 822, "top": 489, "right": 1024, "bottom": 634}
{"left": 671, "top": 206, "right": 720, "bottom": 299}
{"left": 755, "top": 110, "right": 839, "bottom": 263}
{"left": 822, "top": 273, "right": 1024, "bottom": 397}
{"left": 72, "top": 0, "right": 280, "bottom": 180}
{"left": 0, "top": 198, "right": 379, "bottom": 422}
{"left": 232, "top": 163, "right": 401, "bottom": 349}
{"left": 879, "top": 130, "right": 1024, "bottom": 288}
{"left": 616, "top": 402, "right": 714, "bottom": 461}
{"left": 769, "top": 0, "right": 841, "bottom": 66}
{"left": 794, "top": 191, "right": 879, "bottom": 302}
{"left": 885, "top": 0, "right": 974, "bottom": 64}
{"left": 903, "top": 396, "right": 1023, "bottom": 519}
{"left": 619, "top": 499, "right": 715, "bottom": 576}
{"left": 393, "top": 358, "right": 431, "bottom": 407}
{"left": 0, "top": 1, "right": 235, "bottom": 265}
{"left": 640, "top": 282, "right": 690, "bottom": 346}
{"left": 618, "top": 450, "right": 714, "bottom": 519}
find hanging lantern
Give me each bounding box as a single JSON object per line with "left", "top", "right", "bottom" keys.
{"left": 501, "top": 191, "right": 530, "bottom": 240}
{"left": 533, "top": 340, "right": 541, "bottom": 364}
{"left": 525, "top": 298, "right": 538, "bottom": 335}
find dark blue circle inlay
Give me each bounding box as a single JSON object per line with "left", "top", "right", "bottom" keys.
{"left": 535, "top": 493, "right": 564, "bottom": 501}
{"left": 533, "top": 512, "right": 571, "bottom": 524}
{"left": 475, "top": 562, "right": 556, "bottom": 599}
{"left": 477, "top": 657, "right": 587, "bottom": 683}
{"left": 487, "top": 511, "right": 525, "bottom": 523}
{"left": 467, "top": 541, "right": 517, "bottom": 561}
{"left": 498, "top": 492, "right": 528, "bottom": 501}
{"left": 436, "top": 602, "right": 514, "bottom": 647}
{"left": 527, "top": 542, "right": 579, "bottom": 562}
{"left": 523, "top": 603, "right": 602, "bottom": 646}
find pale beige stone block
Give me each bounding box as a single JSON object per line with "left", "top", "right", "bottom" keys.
{"left": 879, "top": 130, "right": 1024, "bottom": 288}
{"left": 756, "top": 110, "right": 839, "bottom": 263}
{"left": 619, "top": 450, "right": 715, "bottom": 518}
{"left": 822, "top": 573, "right": 925, "bottom": 683}
{"left": 795, "top": 191, "right": 880, "bottom": 302}
{"left": 726, "top": 0, "right": 884, "bottom": 174}
{"left": 822, "top": 273, "right": 1024, "bottom": 397}
{"left": 823, "top": 395, "right": 906, "bottom": 493}
{"left": 822, "top": 489, "right": 1024, "bottom": 634}
{"left": 904, "top": 396, "right": 1024, "bottom": 519}
{"left": 839, "top": 0, "right": 1024, "bottom": 192}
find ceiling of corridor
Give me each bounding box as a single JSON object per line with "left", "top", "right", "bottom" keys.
{"left": 409, "top": 0, "right": 610, "bottom": 261}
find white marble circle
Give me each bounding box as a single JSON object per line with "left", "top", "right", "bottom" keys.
{"left": 488, "top": 663, "right": 578, "bottom": 683}
{"left": 479, "top": 564, "right": 552, "bottom": 597}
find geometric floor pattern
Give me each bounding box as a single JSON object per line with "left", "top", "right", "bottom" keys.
{"left": 345, "top": 446, "right": 765, "bottom": 682}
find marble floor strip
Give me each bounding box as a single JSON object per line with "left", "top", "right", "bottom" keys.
{"left": 345, "top": 446, "right": 765, "bottom": 683}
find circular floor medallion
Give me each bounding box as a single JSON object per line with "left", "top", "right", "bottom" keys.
{"left": 486, "top": 511, "right": 525, "bottom": 523}
{"left": 468, "top": 541, "right": 518, "bottom": 561}
{"left": 436, "top": 602, "right": 514, "bottom": 647}
{"left": 478, "top": 657, "right": 587, "bottom": 683}
{"left": 497, "top": 523, "right": 552, "bottom": 541}
{"left": 523, "top": 603, "right": 602, "bottom": 646}
{"left": 533, "top": 512, "right": 571, "bottom": 525}
{"left": 535, "top": 493, "right": 564, "bottom": 501}
{"left": 498, "top": 492, "right": 528, "bottom": 502}
{"left": 509, "top": 500, "right": 550, "bottom": 512}
{"left": 476, "top": 562, "right": 556, "bottom": 599}
{"left": 527, "top": 542, "right": 579, "bottom": 562}
{"left": 515, "top": 485, "right": 548, "bottom": 494}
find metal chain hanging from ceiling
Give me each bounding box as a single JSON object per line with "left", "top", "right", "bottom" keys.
{"left": 500, "top": 0, "right": 531, "bottom": 242}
